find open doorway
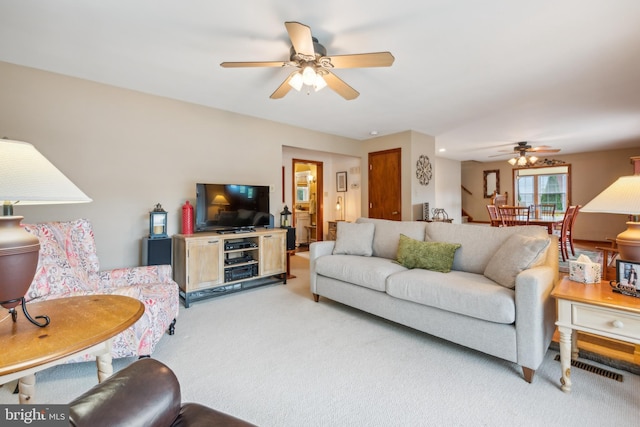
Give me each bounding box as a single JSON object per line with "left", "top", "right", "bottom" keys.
{"left": 292, "top": 159, "right": 323, "bottom": 251}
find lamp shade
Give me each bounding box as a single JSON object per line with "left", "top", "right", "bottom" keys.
{"left": 0, "top": 139, "right": 92, "bottom": 206}
{"left": 581, "top": 175, "right": 640, "bottom": 262}
{"left": 0, "top": 138, "right": 91, "bottom": 326}
{"left": 212, "top": 194, "right": 230, "bottom": 206}
{"left": 580, "top": 175, "right": 640, "bottom": 215}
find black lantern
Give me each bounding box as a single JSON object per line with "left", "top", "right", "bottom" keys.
{"left": 280, "top": 205, "right": 292, "bottom": 228}
{"left": 149, "top": 203, "right": 168, "bottom": 239}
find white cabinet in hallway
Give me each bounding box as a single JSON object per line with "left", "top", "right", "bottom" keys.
{"left": 295, "top": 211, "right": 310, "bottom": 246}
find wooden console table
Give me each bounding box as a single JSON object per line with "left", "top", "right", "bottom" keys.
{"left": 552, "top": 277, "right": 640, "bottom": 392}
{"left": 0, "top": 295, "right": 144, "bottom": 403}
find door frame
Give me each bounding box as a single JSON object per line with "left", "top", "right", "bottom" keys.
{"left": 292, "top": 159, "right": 324, "bottom": 242}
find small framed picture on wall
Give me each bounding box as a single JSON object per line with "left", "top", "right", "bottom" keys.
{"left": 336, "top": 171, "right": 347, "bottom": 192}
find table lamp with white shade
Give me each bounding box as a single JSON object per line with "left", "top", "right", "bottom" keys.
{"left": 580, "top": 175, "right": 640, "bottom": 262}
{"left": 0, "top": 139, "right": 91, "bottom": 327}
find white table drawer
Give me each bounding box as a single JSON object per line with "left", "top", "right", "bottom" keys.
{"left": 573, "top": 304, "right": 640, "bottom": 340}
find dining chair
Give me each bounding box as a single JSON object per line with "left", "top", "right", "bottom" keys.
{"left": 595, "top": 238, "right": 619, "bottom": 280}
{"left": 498, "top": 206, "right": 530, "bottom": 227}
{"left": 555, "top": 205, "right": 579, "bottom": 261}
{"left": 486, "top": 205, "right": 501, "bottom": 227}
{"left": 529, "top": 204, "right": 555, "bottom": 219}
{"left": 566, "top": 205, "right": 581, "bottom": 257}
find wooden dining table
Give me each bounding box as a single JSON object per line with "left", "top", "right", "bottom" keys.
{"left": 512, "top": 215, "right": 563, "bottom": 234}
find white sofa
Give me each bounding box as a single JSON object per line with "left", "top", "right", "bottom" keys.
{"left": 310, "top": 218, "right": 559, "bottom": 382}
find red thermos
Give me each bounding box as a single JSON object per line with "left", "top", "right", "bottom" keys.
{"left": 182, "top": 201, "right": 194, "bottom": 234}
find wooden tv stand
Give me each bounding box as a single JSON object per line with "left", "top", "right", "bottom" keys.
{"left": 172, "top": 228, "right": 287, "bottom": 307}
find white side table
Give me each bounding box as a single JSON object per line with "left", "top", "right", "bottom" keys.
{"left": 552, "top": 277, "right": 640, "bottom": 392}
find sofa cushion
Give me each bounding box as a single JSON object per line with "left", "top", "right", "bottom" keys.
{"left": 425, "top": 222, "right": 549, "bottom": 274}
{"left": 483, "top": 233, "right": 550, "bottom": 289}
{"left": 356, "top": 218, "right": 427, "bottom": 259}
{"left": 386, "top": 269, "right": 516, "bottom": 324}
{"left": 332, "top": 221, "right": 375, "bottom": 256}
{"left": 396, "top": 234, "right": 461, "bottom": 273}
{"left": 315, "top": 255, "right": 406, "bottom": 292}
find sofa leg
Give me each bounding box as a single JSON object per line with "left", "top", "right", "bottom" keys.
{"left": 522, "top": 367, "right": 535, "bottom": 383}
{"left": 168, "top": 318, "right": 176, "bottom": 335}
{"left": 313, "top": 293, "right": 319, "bottom": 302}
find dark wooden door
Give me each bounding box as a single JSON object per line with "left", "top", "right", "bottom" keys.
{"left": 368, "top": 148, "right": 401, "bottom": 220}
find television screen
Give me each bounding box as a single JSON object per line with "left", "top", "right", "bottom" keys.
{"left": 195, "top": 183, "right": 271, "bottom": 232}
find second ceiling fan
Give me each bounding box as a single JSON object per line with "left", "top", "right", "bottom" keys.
{"left": 220, "top": 21, "right": 394, "bottom": 100}
{"left": 490, "top": 141, "right": 561, "bottom": 165}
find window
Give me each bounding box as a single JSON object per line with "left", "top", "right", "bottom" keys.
{"left": 513, "top": 166, "right": 570, "bottom": 212}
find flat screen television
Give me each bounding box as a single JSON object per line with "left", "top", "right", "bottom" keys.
{"left": 195, "top": 183, "right": 272, "bottom": 232}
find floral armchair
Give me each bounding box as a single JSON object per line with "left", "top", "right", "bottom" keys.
{"left": 23, "top": 219, "right": 179, "bottom": 360}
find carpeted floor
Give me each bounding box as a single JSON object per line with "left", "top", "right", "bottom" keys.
{"left": 1, "top": 255, "right": 638, "bottom": 426}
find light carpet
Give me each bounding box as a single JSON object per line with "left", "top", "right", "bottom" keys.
{"left": 1, "top": 256, "right": 638, "bottom": 426}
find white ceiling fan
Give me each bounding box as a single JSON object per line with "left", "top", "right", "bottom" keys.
{"left": 220, "top": 21, "right": 395, "bottom": 100}
{"left": 489, "top": 141, "right": 561, "bottom": 165}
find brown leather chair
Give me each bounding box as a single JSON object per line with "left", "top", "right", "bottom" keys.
{"left": 69, "top": 358, "right": 255, "bottom": 427}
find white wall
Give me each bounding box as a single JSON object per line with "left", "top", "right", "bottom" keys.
{"left": 360, "top": 130, "right": 448, "bottom": 221}
{"left": 282, "top": 146, "right": 360, "bottom": 239}
{"left": 435, "top": 157, "right": 462, "bottom": 224}
{"left": 1, "top": 61, "right": 467, "bottom": 269}
{"left": 410, "top": 131, "right": 437, "bottom": 220}
{"left": 0, "top": 61, "right": 360, "bottom": 268}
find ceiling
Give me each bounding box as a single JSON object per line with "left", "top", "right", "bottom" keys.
{"left": 1, "top": 0, "right": 639, "bottom": 162}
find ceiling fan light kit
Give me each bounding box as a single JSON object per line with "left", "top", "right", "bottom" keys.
{"left": 288, "top": 65, "right": 327, "bottom": 93}
{"left": 508, "top": 154, "right": 538, "bottom": 166}
{"left": 220, "top": 21, "right": 394, "bottom": 100}
{"left": 500, "top": 142, "right": 558, "bottom": 166}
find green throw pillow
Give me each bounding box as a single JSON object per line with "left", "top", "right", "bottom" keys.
{"left": 396, "top": 234, "right": 461, "bottom": 273}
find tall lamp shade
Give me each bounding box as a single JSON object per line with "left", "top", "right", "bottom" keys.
{"left": 0, "top": 139, "right": 91, "bottom": 326}
{"left": 580, "top": 175, "right": 640, "bottom": 262}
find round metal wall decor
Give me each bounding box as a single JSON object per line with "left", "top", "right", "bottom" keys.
{"left": 416, "top": 155, "right": 432, "bottom": 186}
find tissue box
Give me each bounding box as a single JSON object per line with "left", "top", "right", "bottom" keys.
{"left": 569, "top": 261, "right": 602, "bottom": 284}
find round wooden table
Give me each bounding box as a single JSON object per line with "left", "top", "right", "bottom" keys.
{"left": 0, "top": 295, "right": 144, "bottom": 403}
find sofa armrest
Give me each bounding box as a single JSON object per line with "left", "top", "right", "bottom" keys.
{"left": 309, "top": 241, "right": 335, "bottom": 294}
{"left": 97, "top": 264, "right": 175, "bottom": 288}
{"left": 514, "top": 236, "right": 559, "bottom": 370}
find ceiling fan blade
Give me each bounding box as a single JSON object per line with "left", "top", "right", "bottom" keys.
{"left": 324, "top": 52, "right": 395, "bottom": 68}
{"left": 528, "top": 147, "right": 561, "bottom": 153}
{"left": 323, "top": 72, "right": 359, "bottom": 100}
{"left": 270, "top": 73, "right": 296, "bottom": 99}
{"left": 285, "top": 21, "right": 315, "bottom": 57}
{"left": 220, "top": 61, "right": 287, "bottom": 68}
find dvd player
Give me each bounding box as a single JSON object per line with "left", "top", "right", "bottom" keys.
{"left": 216, "top": 226, "right": 255, "bottom": 234}
{"left": 224, "top": 264, "right": 258, "bottom": 282}
{"left": 225, "top": 240, "right": 257, "bottom": 250}
{"left": 225, "top": 255, "right": 253, "bottom": 265}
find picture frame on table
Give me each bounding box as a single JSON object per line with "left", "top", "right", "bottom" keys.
{"left": 612, "top": 259, "right": 640, "bottom": 297}
{"left": 336, "top": 171, "right": 347, "bottom": 192}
